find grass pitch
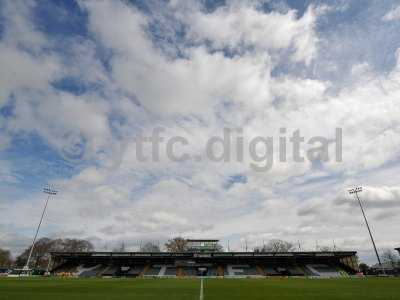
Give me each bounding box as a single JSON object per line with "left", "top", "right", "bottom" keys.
{"left": 0, "top": 277, "right": 399, "bottom": 300}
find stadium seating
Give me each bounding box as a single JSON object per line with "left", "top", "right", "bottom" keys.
{"left": 286, "top": 265, "right": 305, "bottom": 276}
{"left": 53, "top": 262, "right": 78, "bottom": 274}
{"left": 126, "top": 266, "right": 144, "bottom": 277}
{"left": 50, "top": 261, "right": 348, "bottom": 278}
{"left": 227, "top": 265, "right": 259, "bottom": 276}
{"left": 143, "top": 265, "right": 164, "bottom": 276}
{"left": 74, "top": 264, "right": 97, "bottom": 277}
{"left": 305, "top": 264, "right": 343, "bottom": 277}
{"left": 79, "top": 265, "right": 104, "bottom": 277}
{"left": 143, "top": 266, "right": 160, "bottom": 276}
{"left": 100, "top": 266, "right": 118, "bottom": 277}
{"left": 206, "top": 267, "right": 219, "bottom": 276}
{"left": 242, "top": 266, "right": 259, "bottom": 276}
{"left": 301, "top": 265, "right": 315, "bottom": 276}
{"left": 50, "top": 250, "right": 358, "bottom": 278}
{"left": 165, "top": 266, "right": 177, "bottom": 276}
{"left": 261, "top": 265, "right": 279, "bottom": 276}
{"left": 181, "top": 267, "right": 197, "bottom": 276}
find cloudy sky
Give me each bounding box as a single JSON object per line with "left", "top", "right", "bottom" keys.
{"left": 1, "top": 0, "right": 400, "bottom": 264}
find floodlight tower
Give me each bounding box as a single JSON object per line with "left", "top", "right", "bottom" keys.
{"left": 348, "top": 186, "right": 384, "bottom": 273}
{"left": 23, "top": 186, "right": 58, "bottom": 271}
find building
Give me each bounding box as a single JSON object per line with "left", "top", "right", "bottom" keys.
{"left": 50, "top": 250, "right": 358, "bottom": 278}
{"left": 186, "top": 239, "right": 220, "bottom": 252}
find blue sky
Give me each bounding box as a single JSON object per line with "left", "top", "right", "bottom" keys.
{"left": 1, "top": 0, "right": 400, "bottom": 264}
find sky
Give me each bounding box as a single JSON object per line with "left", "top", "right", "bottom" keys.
{"left": 1, "top": 0, "right": 400, "bottom": 264}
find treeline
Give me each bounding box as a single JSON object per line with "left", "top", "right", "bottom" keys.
{"left": 0, "top": 237, "right": 93, "bottom": 269}
{"left": 0, "top": 236, "right": 223, "bottom": 268}
{"left": 6, "top": 237, "right": 397, "bottom": 273}
{"left": 0, "top": 238, "right": 309, "bottom": 269}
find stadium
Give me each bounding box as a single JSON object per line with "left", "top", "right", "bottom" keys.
{"left": 3, "top": 239, "right": 399, "bottom": 300}
{"left": 2, "top": 0, "right": 400, "bottom": 299}
{"left": 2, "top": 244, "right": 400, "bottom": 300}
{"left": 49, "top": 239, "right": 358, "bottom": 278}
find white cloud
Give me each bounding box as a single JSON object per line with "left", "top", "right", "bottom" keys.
{"left": 0, "top": 1, "right": 115, "bottom": 163}
{"left": 0, "top": 46, "right": 60, "bottom": 104}
{"left": 0, "top": 1, "right": 59, "bottom": 105}
{"left": 0, "top": 160, "right": 18, "bottom": 183}
{"left": 81, "top": 0, "right": 320, "bottom": 117}
{"left": 336, "top": 186, "right": 400, "bottom": 209}
{"left": 181, "top": 3, "right": 319, "bottom": 65}
{"left": 1, "top": 0, "right": 400, "bottom": 263}
{"left": 383, "top": 5, "right": 400, "bottom": 22}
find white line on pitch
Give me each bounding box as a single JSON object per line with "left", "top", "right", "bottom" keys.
{"left": 199, "top": 277, "right": 204, "bottom": 300}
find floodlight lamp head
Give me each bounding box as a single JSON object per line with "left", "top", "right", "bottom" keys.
{"left": 43, "top": 186, "right": 58, "bottom": 195}
{"left": 348, "top": 186, "right": 362, "bottom": 194}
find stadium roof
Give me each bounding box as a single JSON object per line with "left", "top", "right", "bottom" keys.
{"left": 51, "top": 251, "right": 356, "bottom": 259}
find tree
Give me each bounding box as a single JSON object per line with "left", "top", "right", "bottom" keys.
{"left": 60, "top": 239, "right": 94, "bottom": 252}
{"left": 15, "top": 237, "right": 53, "bottom": 268}
{"left": 256, "top": 239, "right": 295, "bottom": 252}
{"left": 113, "top": 241, "right": 126, "bottom": 252}
{"left": 382, "top": 250, "right": 399, "bottom": 268}
{"left": 0, "top": 248, "right": 13, "bottom": 267}
{"left": 318, "top": 246, "right": 334, "bottom": 252}
{"left": 359, "top": 263, "right": 370, "bottom": 275}
{"left": 165, "top": 237, "right": 188, "bottom": 252}
{"left": 15, "top": 237, "right": 94, "bottom": 269}
{"left": 140, "top": 242, "right": 161, "bottom": 252}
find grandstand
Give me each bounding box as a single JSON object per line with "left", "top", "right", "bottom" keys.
{"left": 50, "top": 250, "right": 358, "bottom": 278}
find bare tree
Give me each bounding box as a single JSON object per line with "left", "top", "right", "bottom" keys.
{"left": 256, "top": 239, "right": 295, "bottom": 252}
{"left": 318, "top": 246, "right": 334, "bottom": 252}
{"left": 140, "top": 242, "right": 160, "bottom": 252}
{"left": 113, "top": 241, "right": 126, "bottom": 252}
{"left": 382, "top": 250, "right": 399, "bottom": 268}
{"left": 15, "top": 237, "right": 94, "bottom": 268}
{"left": 165, "top": 237, "right": 188, "bottom": 252}
{"left": 359, "top": 263, "right": 370, "bottom": 275}
{"left": 61, "top": 239, "right": 93, "bottom": 252}
{"left": 15, "top": 237, "right": 53, "bottom": 268}
{"left": 0, "top": 248, "right": 13, "bottom": 267}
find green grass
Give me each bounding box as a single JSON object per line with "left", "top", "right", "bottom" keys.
{"left": 0, "top": 278, "right": 198, "bottom": 300}
{"left": 205, "top": 278, "right": 400, "bottom": 300}
{"left": 0, "top": 277, "right": 399, "bottom": 300}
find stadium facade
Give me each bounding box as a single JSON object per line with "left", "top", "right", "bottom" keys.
{"left": 50, "top": 249, "right": 358, "bottom": 278}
